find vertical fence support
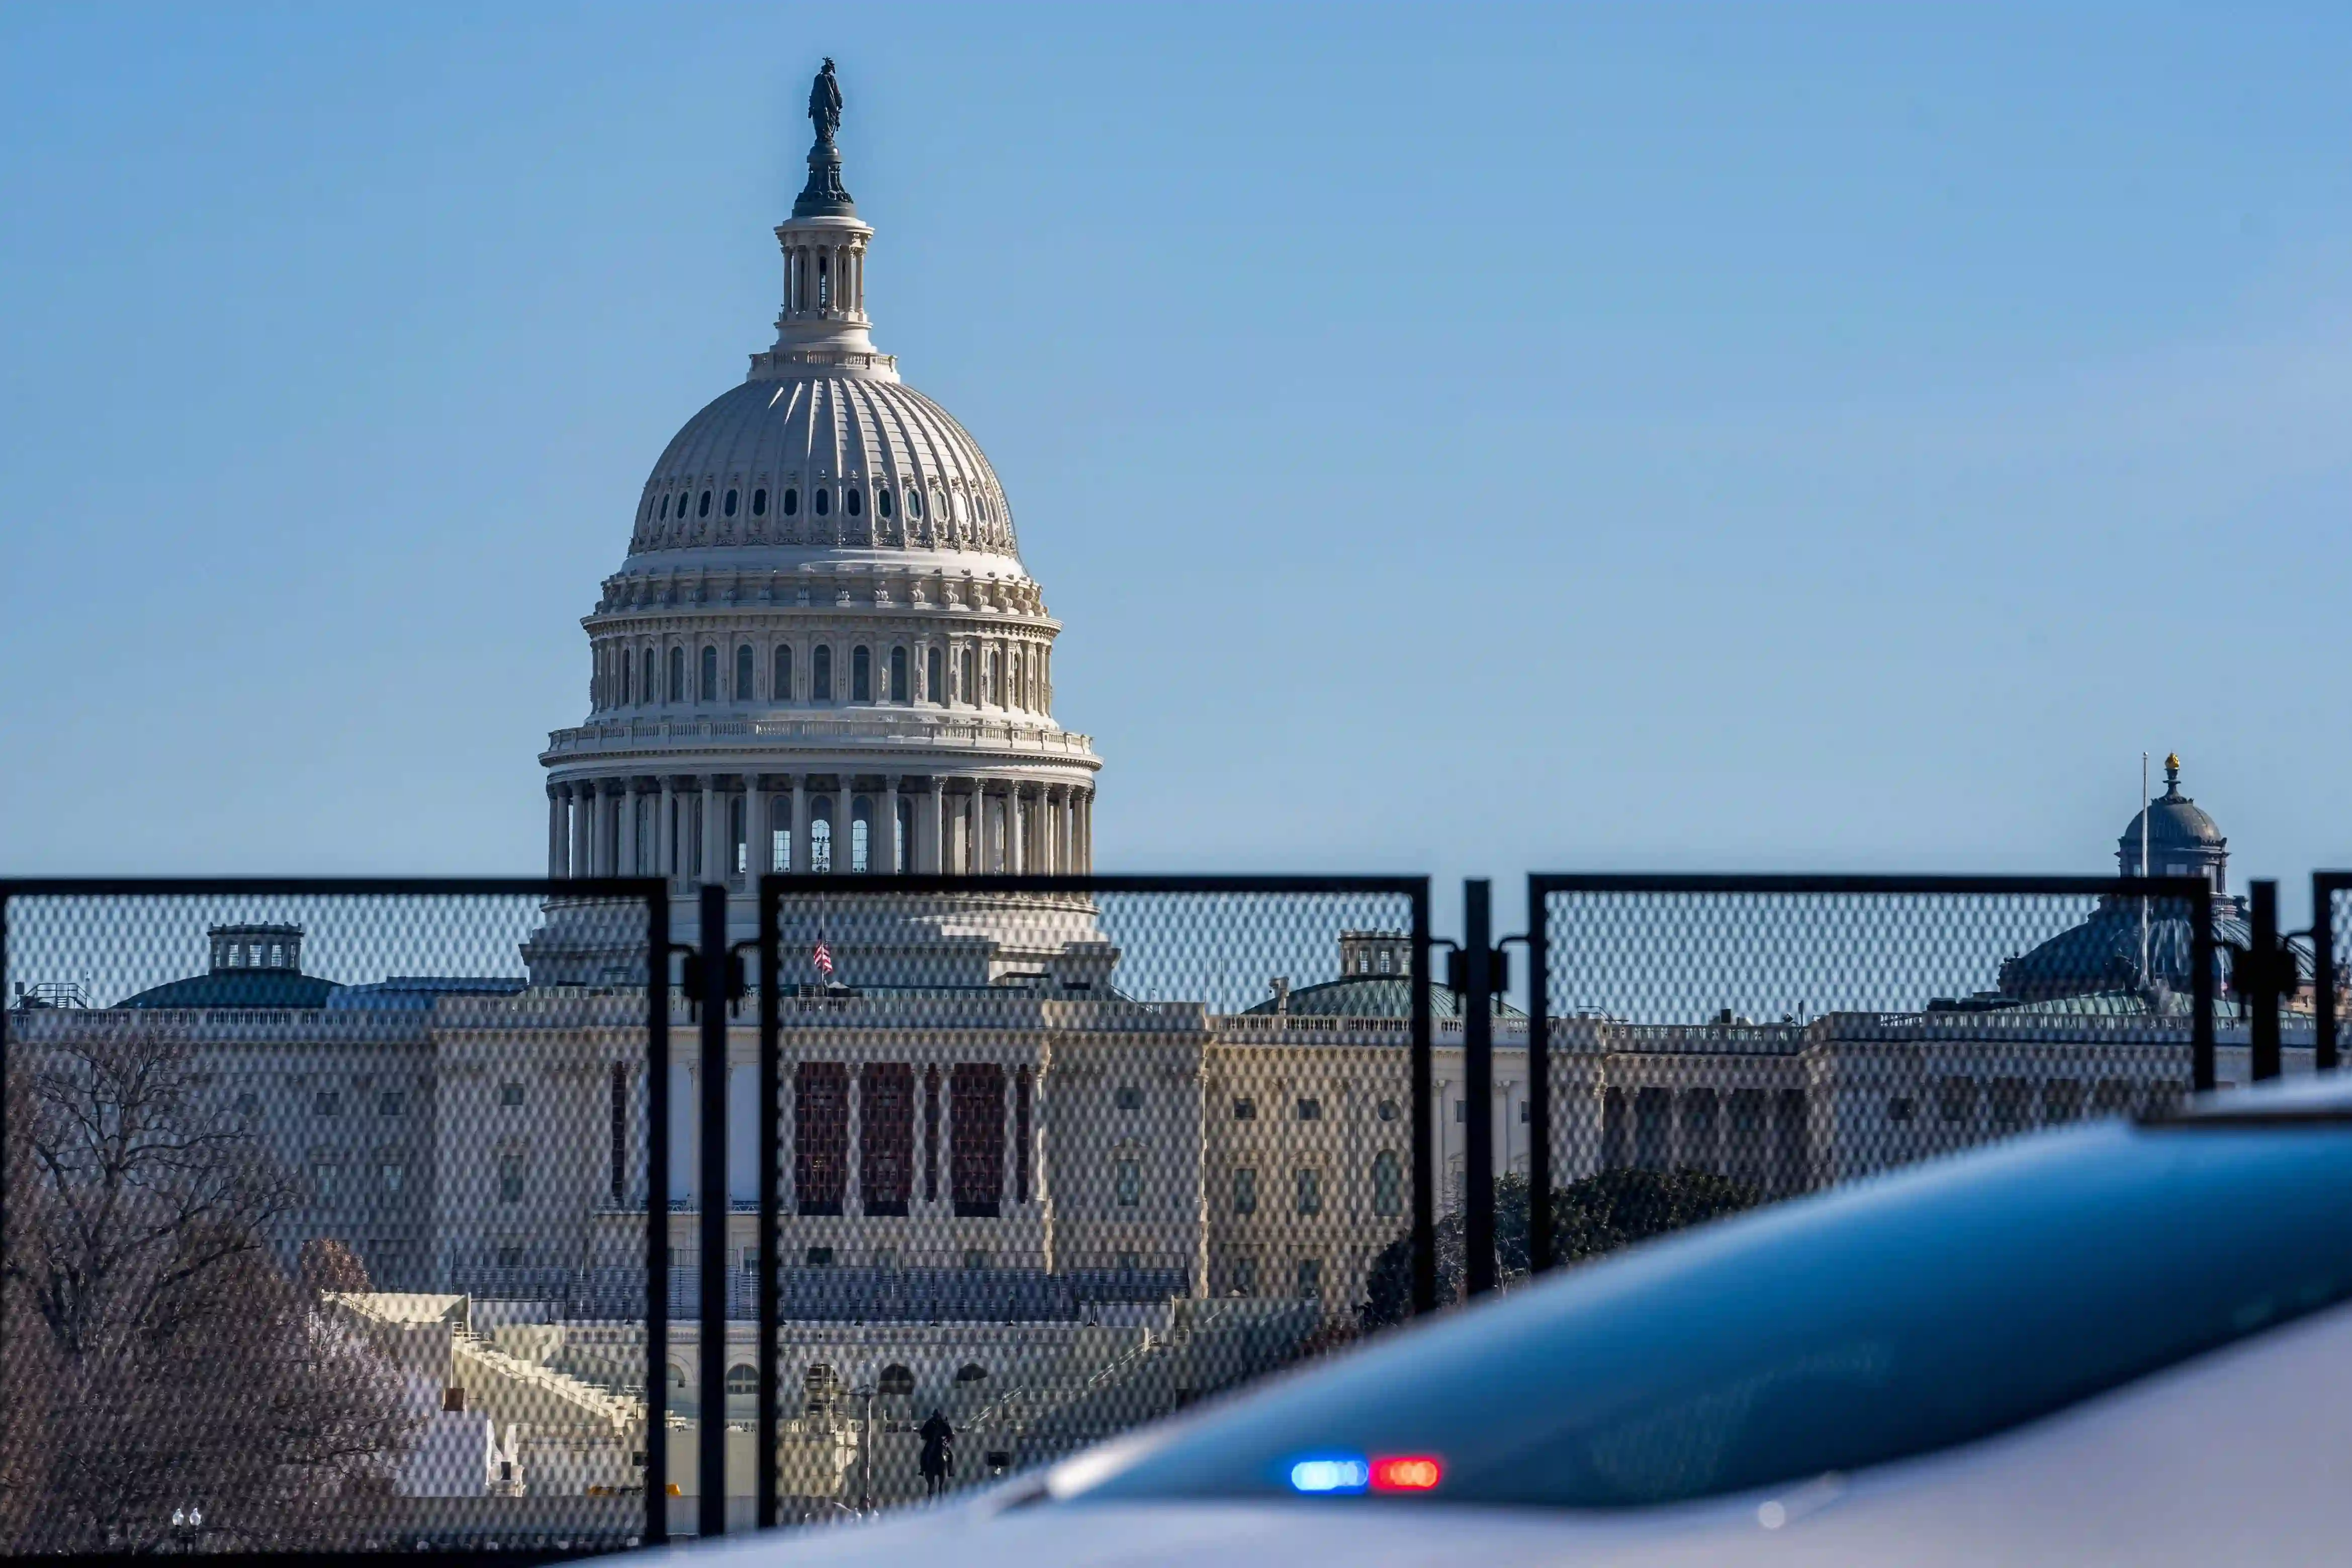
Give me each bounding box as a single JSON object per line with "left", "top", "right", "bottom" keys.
{"left": 755, "top": 879, "right": 781, "bottom": 1529}
{"left": 2193, "top": 885, "right": 2217, "bottom": 1093}
{"left": 1409, "top": 885, "right": 1436, "bottom": 1317}
{"left": 644, "top": 891, "right": 672, "bottom": 1546}
{"left": 2317, "top": 874, "right": 2340, "bottom": 1074}
{"left": 696, "top": 882, "right": 729, "bottom": 1537}
{"left": 2249, "top": 879, "right": 2282, "bottom": 1082}
{"left": 1462, "top": 879, "right": 1496, "bottom": 1298}
{"left": 1524, "top": 879, "right": 1553, "bottom": 1276}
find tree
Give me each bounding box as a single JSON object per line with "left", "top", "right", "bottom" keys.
{"left": 2, "top": 1018, "right": 413, "bottom": 1551}
{"left": 1361, "top": 1167, "right": 1762, "bottom": 1329}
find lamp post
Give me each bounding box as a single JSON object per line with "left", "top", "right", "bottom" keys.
{"left": 853, "top": 1383, "right": 877, "bottom": 1512}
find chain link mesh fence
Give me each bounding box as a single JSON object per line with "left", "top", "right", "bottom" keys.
{"left": 1514, "top": 877, "right": 2218, "bottom": 1295}
{"left": 741, "top": 876, "right": 1430, "bottom": 1525}
{"left": 0, "top": 881, "right": 667, "bottom": 1554}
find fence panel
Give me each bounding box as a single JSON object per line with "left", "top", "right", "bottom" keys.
{"left": 0, "top": 878, "right": 668, "bottom": 1556}
{"left": 747, "top": 874, "right": 1430, "bottom": 1526}
{"left": 1520, "top": 875, "right": 2216, "bottom": 1284}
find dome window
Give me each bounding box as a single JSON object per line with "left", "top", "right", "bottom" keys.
{"left": 812, "top": 645, "right": 833, "bottom": 702}
{"left": 815, "top": 488, "right": 831, "bottom": 517}
{"left": 953, "top": 492, "right": 968, "bottom": 524}
{"left": 926, "top": 647, "right": 943, "bottom": 704}
{"left": 852, "top": 646, "right": 871, "bottom": 703}
{"left": 723, "top": 489, "right": 739, "bottom": 518}
{"left": 675, "top": 492, "right": 689, "bottom": 520}
{"left": 889, "top": 646, "right": 908, "bottom": 703}
{"left": 752, "top": 487, "right": 767, "bottom": 517}
{"left": 699, "top": 645, "right": 718, "bottom": 702}
{"left": 735, "top": 644, "right": 754, "bottom": 701}
{"left": 697, "top": 490, "right": 712, "bottom": 518}
{"left": 643, "top": 649, "right": 657, "bottom": 704}
{"left": 876, "top": 487, "right": 892, "bottom": 519}
{"left": 773, "top": 645, "right": 792, "bottom": 701}
{"left": 667, "top": 647, "right": 685, "bottom": 703}
{"left": 782, "top": 487, "right": 799, "bottom": 517}
{"left": 657, "top": 494, "right": 669, "bottom": 520}
{"left": 846, "top": 487, "right": 863, "bottom": 517}
{"left": 906, "top": 488, "right": 923, "bottom": 519}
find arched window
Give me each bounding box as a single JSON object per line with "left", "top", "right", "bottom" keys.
{"left": 878, "top": 1363, "right": 915, "bottom": 1397}
{"left": 697, "top": 489, "right": 712, "bottom": 518}
{"left": 845, "top": 487, "right": 863, "bottom": 517}
{"left": 675, "top": 491, "right": 690, "bottom": 519}
{"left": 723, "top": 488, "right": 738, "bottom": 517}
{"left": 643, "top": 649, "right": 656, "bottom": 703}
{"left": 783, "top": 487, "right": 799, "bottom": 516}
{"left": 812, "top": 645, "right": 833, "bottom": 702}
{"left": 668, "top": 1363, "right": 688, "bottom": 1389}
{"left": 658, "top": 493, "right": 670, "bottom": 520}
{"left": 851, "top": 800, "right": 870, "bottom": 873}
{"left": 810, "top": 814, "right": 833, "bottom": 874}
{"left": 619, "top": 651, "right": 631, "bottom": 705}
{"left": 773, "top": 644, "right": 792, "bottom": 702}
{"left": 752, "top": 487, "right": 767, "bottom": 516}
{"left": 889, "top": 646, "right": 909, "bottom": 703}
{"left": 668, "top": 647, "right": 685, "bottom": 702}
{"left": 953, "top": 1363, "right": 988, "bottom": 1385}
{"left": 926, "top": 646, "right": 943, "bottom": 704}
{"left": 906, "top": 488, "right": 923, "bottom": 519}
{"left": 876, "top": 487, "right": 893, "bottom": 519}
{"left": 815, "top": 488, "right": 831, "bottom": 517}
{"left": 736, "top": 644, "right": 754, "bottom": 701}
{"left": 852, "top": 646, "right": 871, "bottom": 702}
{"left": 1372, "top": 1150, "right": 1403, "bottom": 1217}
{"left": 986, "top": 649, "right": 1001, "bottom": 706}
{"left": 959, "top": 647, "right": 975, "bottom": 704}
{"left": 699, "top": 645, "right": 718, "bottom": 702}
{"left": 725, "top": 1364, "right": 758, "bottom": 1397}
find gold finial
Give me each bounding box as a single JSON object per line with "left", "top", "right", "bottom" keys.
{"left": 2166, "top": 752, "right": 2180, "bottom": 772}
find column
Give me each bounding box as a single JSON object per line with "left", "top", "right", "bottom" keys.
{"left": 570, "top": 783, "right": 591, "bottom": 881}
{"left": 1079, "top": 790, "right": 1092, "bottom": 873}
{"left": 791, "top": 775, "right": 808, "bottom": 874}
{"left": 844, "top": 1065, "right": 863, "bottom": 1217}
{"left": 617, "top": 780, "right": 639, "bottom": 877}
{"left": 658, "top": 778, "right": 676, "bottom": 881}
{"left": 966, "top": 784, "right": 984, "bottom": 875}
{"left": 592, "top": 784, "right": 614, "bottom": 876}
{"left": 929, "top": 777, "right": 945, "bottom": 874}
{"left": 699, "top": 776, "right": 721, "bottom": 885}
{"left": 744, "top": 773, "right": 767, "bottom": 882}
{"left": 830, "top": 780, "right": 850, "bottom": 876}
{"left": 1041, "top": 787, "right": 1059, "bottom": 875}
{"left": 547, "top": 787, "right": 566, "bottom": 878}
{"left": 883, "top": 776, "right": 901, "bottom": 873}
{"left": 1009, "top": 784, "right": 1025, "bottom": 875}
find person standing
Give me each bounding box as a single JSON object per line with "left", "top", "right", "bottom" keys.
{"left": 918, "top": 1408, "right": 955, "bottom": 1497}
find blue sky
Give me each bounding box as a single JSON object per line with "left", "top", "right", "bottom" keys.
{"left": 4, "top": 4, "right": 2349, "bottom": 921}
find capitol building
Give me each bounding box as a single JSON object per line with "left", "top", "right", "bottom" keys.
{"left": 6, "top": 69, "right": 2281, "bottom": 1517}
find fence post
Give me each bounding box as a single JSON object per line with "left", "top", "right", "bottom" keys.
{"left": 1524, "top": 879, "right": 1552, "bottom": 1276}
{"left": 1409, "top": 881, "right": 1437, "bottom": 1317}
{"left": 1463, "top": 880, "right": 1496, "bottom": 1298}
{"left": 696, "top": 882, "right": 730, "bottom": 1536}
{"left": 2249, "top": 879, "right": 2282, "bottom": 1082}
{"left": 2193, "top": 884, "right": 2217, "bottom": 1093}
{"left": 2317, "top": 875, "right": 2339, "bottom": 1074}
{"left": 644, "top": 889, "right": 671, "bottom": 1546}
{"left": 756, "top": 879, "right": 781, "bottom": 1529}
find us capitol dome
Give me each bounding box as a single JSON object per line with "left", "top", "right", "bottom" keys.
{"left": 526, "top": 62, "right": 1103, "bottom": 983}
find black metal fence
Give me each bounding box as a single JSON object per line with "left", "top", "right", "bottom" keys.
{"left": 8, "top": 868, "right": 2347, "bottom": 1559}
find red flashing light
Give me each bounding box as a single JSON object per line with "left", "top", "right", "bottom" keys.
{"left": 1369, "top": 1455, "right": 1442, "bottom": 1493}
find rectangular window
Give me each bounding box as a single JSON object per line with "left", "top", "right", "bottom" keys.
{"left": 951, "top": 1063, "right": 1007, "bottom": 1217}
{"left": 806, "top": 1246, "right": 835, "bottom": 1267}
{"left": 1233, "top": 1166, "right": 1257, "bottom": 1215}
{"left": 1296, "top": 1258, "right": 1322, "bottom": 1299}
{"left": 860, "top": 1063, "right": 915, "bottom": 1217}
{"left": 312, "top": 1161, "right": 339, "bottom": 1198}
{"left": 497, "top": 1244, "right": 525, "bottom": 1269}
{"left": 235, "top": 1092, "right": 259, "bottom": 1118}
{"left": 741, "top": 1247, "right": 761, "bottom": 1274}
{"left": 315, "top": 1091, "right": 340, "bottom": 1117}
{"left": 498, "top": 1081, "right": 525, "bottom": 1108}
{"left": 795, "top": 1063, "right": 850, "bottom": 1216}
{"left": 1296, "top": 1097, "right": 1323, "bottom": 1122}
{"left": 1232, "top": 1096, "right": 1256, "bottom": 1121}
{"left": 1938, "top": 1076, "right": 1978, "bottom": 1125}
{"left": 498, "top": 1154, "right": 525, "bottom": 1204}
{"left": 1888, "top": 1095, "right": 1916, "bottom": 1124}
{"left": 1115, "top": 1158, "right": 1141, "bottom": 1207}
{"left": 382, "top": 1162, "right": 405, "bottom": 1193}
{"left": 1455, "top": 1099, "right": 1465, "bottom": 1123}
{"left": 1295, "top": 1167, "right": 1322, "bottom": 1216}
{"left": 1115, "top": 1085, "right": 1144, "bottom": 1111}
{"left": 379, "top": 1090, "right": 405, "bottom": 1117}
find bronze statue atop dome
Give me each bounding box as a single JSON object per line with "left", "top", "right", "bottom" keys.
{"left": 793, "top": 58, "right": 856, "bottom": 218}
{"left": 808, "top": 57, "right": 843, "bottom": 146}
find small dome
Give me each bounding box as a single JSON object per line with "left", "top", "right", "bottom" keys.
{"left": 2118, "top": 754, "right": 2226, "bottom": 878}
{"left": 628, "top": 376, "right": 1016, "bottom": 559}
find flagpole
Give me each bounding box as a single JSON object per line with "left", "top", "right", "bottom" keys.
{"left": 2140, "top": 751, "right": 2150, "bottom": 985}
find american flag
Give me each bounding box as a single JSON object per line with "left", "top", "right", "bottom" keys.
{"left": 812, "top": 937, "right": 834, "bottom": 980}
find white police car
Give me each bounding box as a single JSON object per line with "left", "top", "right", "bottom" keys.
{"left": 687, "top": 1074, "right": 2352, "bottom": 1565}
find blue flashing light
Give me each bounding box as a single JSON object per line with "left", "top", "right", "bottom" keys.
{"left": 1287, "top": 1455, "right": 1370, "bottom": 1495}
